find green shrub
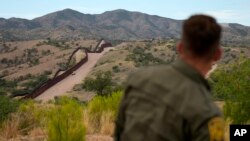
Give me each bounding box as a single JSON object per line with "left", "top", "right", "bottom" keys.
{"left": 211, "top": 59, "right": 250, "bottom": 124}
{"left": 127, "top": 47, "right": 165, "bottom": 67}
{"left": 47, "top": 97, "right": 85, "bottom": 141}
{"left": 112, "top": 65, "right": 120, "bottom": 73}
{"left": 0, "top": 79, "right": 18, "bottom": 96}
{"left": 30, "top": 58, "right": 40, "bottom": 66}
{"left": 21, "top": 74, "right": 49, "bottom": 92}
{"left": 12, "top": 89, "right": 31, "bottom": 97}
{"left": 0, "top": 96, "right": 19, "bottom": 124}
{"left": 224, "top": 48, "right": 231, "bottom": 52}
{"left": 46, "top": 39, "right": 69, "bottom": 49}
{"left": 0, "top": 79, "right": 17, "bottom": 88}
{"left": 0, "top": 87, "right": 6, "bottom": 96}
{"left": 83, "top": 71, "right": 114, "bottom": 96}
{"left": 68, "top": 58, "right": 76, "bottom": 68}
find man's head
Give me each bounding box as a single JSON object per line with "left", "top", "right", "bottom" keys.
{"left": 178, "top": 15, "right": 222, "bottom": 61}
{"left": 177, "top": 15, "right": 222, "bottom": 76}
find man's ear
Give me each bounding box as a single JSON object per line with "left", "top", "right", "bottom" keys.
{"left": 213, "top": 47, "right": 222, "bottom": 61}
{"left": 177, "top": 41, "right": 184, "bottom": 54}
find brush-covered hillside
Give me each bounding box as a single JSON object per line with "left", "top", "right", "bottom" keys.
{"left": 69, "top": 39, "right": 250, "bottom": 100}
{"left": 0, "top": 39, "right": 99, "bottom": 97}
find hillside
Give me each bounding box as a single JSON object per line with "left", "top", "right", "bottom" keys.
{"left": 0, "top": 38, "right": 99, "bottom": 97}
{"left": 70, "top": 40, "right": 250, "bottom": 99}
{"left": 0, "top": 9, "right": 250, "bottom": 45}
{"left": 0, "top": 39, "right": 98, "bottom": 80}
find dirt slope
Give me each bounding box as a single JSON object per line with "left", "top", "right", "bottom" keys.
{"left": 35, "top": 47, "right": 113, "bottom": 102}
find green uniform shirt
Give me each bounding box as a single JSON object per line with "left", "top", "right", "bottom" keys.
{"left": 115, "top": 59, "right": 224, "bottom": 141}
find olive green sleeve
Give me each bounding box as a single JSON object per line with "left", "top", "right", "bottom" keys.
{"left": 189, "top": 116, "right": 224, "bottom": 141}
{"left": 114, "top": 86, "right": 158, "bottom": 141}
{"left": 184, "top": 93, "right": 224, "bottom": 141}
{"left": 190, "top": 119, "right": 210, "bottom": 141}
{"left": 114, "top": 86, "right": 132, "bottom": 141}
{"left": 186, "top": 116, "right": 224, "bottom": 141}
{"left": 114, "top": 101, "right": 125, "bottom": 141}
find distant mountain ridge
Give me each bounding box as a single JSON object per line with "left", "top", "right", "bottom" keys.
{"left": 0, "top": 8, "right": 250, "bottom": 44}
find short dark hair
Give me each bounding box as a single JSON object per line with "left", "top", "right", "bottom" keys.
{"left": 182, "top": 15, "right": 222, "bottom": 58}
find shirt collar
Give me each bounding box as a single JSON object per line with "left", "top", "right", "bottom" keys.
{"left": 172, "top": 59, "right": 211, "bottom": 91}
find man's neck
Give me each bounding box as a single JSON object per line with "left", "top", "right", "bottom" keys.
{"left": 180, "top": 57, "right": 212, "bottom": 78}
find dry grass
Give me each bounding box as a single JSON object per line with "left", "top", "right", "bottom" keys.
{"left": 224, "top": 120, "right": 230, "bottom": 141}
{"left": 84, "top": 110, "right": 114, "bottom": 141}
{"left": 0, "top": 114, "right": 20, "bottom": 140}
{"left": 83, "top": 109, "right": 115, "bottom": 136}
{"left": 86, "top": 135, "right": 113, "bottom": 141}
{"left": 215, "top": 101, "right": 229, "bottom": 141}
{"left": 28, "top": 128, "right": 46, "bottom": 138}
{"left": 0, "top": 102, "right": 231, "bottom": 141}
{"left": 0, "top": 95, "right": 231, "bottom": 141}
{"left": 99, "top": 111, "right": 115, "bottom": 135}
{"left": 82, "top": 92, "right": 122, "bottom": 136}
{"left": 83, "top": 110, "right": 95, "bottom": 134}
{"left": 6, "top": 95, "right": 118, "bottom": 140}
{"left": 0, "top": 101, "right": 50, "bottom": 141}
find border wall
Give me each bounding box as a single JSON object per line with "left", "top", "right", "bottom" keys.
{"left": 23, "top": 39, "right": 112, "bottom": 99}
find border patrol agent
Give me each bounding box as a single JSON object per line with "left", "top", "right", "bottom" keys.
{"left": 115, "top": 15, "right": 224, "bottom": 141}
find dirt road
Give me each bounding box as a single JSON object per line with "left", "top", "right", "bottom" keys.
{"left": 35, "top": 47, "right": 113, "bottom": 102}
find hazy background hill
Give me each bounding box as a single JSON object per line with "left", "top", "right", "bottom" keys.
{"left": 0, "top": 8, "right": 250, "bottom": 45}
